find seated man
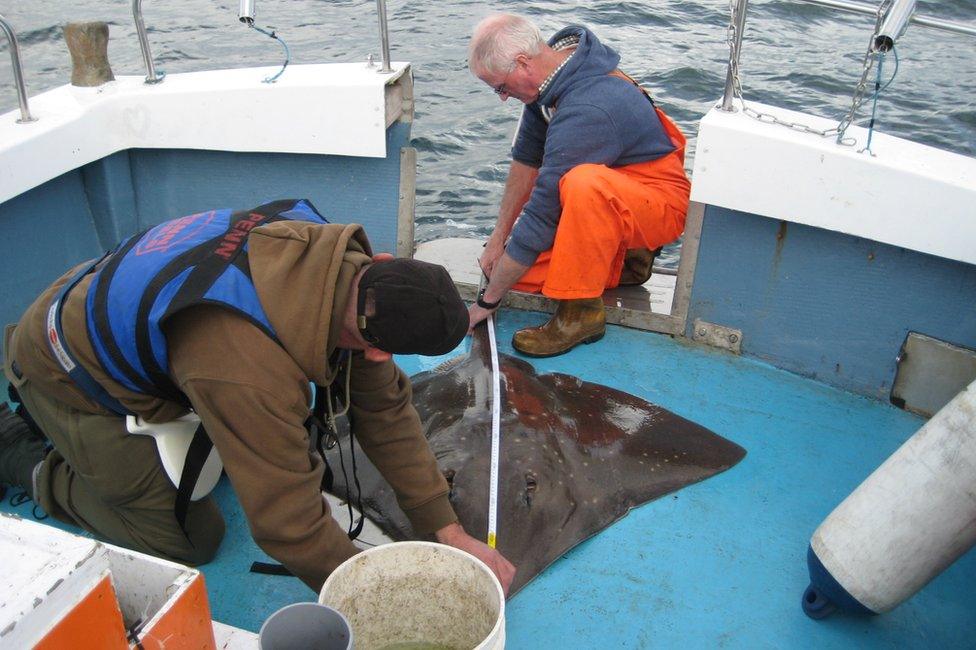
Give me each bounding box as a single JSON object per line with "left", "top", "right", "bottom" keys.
{"left": 467, "top": 13, "right": 691, "bottom": 357}
{"left": 0, "top": 198, "right": 515, "bottom": 595}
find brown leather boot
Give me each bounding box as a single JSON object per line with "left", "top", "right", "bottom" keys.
{"left": 512, "top": 298, "right": 606, "bottom": 357}
{"left": 617, "top": 246, "right": 663, "bottom": 286}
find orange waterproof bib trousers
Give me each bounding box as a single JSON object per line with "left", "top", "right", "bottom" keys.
{"left": 513, "top": 106, "right": 690, "bottom": 298}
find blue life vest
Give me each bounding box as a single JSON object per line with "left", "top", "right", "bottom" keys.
{"left": 84, "top": 198, "right": 328, "bottom": 403}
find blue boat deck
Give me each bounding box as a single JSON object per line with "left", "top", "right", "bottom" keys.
{"left": 4, "top": 310, "right": 974, "bottom": 648}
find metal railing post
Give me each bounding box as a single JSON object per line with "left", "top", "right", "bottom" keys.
{"left": 0, "top": 13, "right": 37, "bottom": 123}
{"left": 375, "top": 0, "right": 394, "bottom": 73}
{"left": 133, "top": 0, "right": 164, "bottom": 83}
{"left": 721, "top": 0, "right": 749, "bottom": 112}
{"left": 873, "top": 0, "right": 917, "bottom": 51}
{"left": 798, "top": 0, "right": 976, "bottom": 39}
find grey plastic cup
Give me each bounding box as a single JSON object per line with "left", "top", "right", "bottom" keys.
{"left": 259, "top": 602, "right": 353, "bottom": 650}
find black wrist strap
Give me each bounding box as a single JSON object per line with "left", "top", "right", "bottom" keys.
{"left": 477, "top": 287, "right": 501, "bottom": 310}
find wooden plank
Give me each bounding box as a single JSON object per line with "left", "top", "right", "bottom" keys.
{"left": 35, "top": 575, "right": 128, "bottom": 650}
{"left": 139, "top": 574, "right": 216, "bottom": 649}
{"left": 1, "top": 515, "right": 120, "bottom": 649}
{"left": 385, "top": 66, "right": 414, "bottom": 128}
{"left": 397, "top": 147, "right": 417, "bottom": 258}
{"left": 213, "top": 621, "right": 259, "bottom": 649}
{"left": 414, "top": 237, "right": 683, "bottom": 333}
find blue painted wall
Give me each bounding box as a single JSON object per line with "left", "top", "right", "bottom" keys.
{"left": 0, "top": 122, "right": 411, "bottom": 339}
{"left": 687, "top": 205, "right": 976, "bottom": 400}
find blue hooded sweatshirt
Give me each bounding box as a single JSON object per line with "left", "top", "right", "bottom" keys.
{"left": 506, "top": 26, "right": 676, "bottom": 267}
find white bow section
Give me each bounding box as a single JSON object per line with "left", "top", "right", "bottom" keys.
{"left": 691, "top": 99, "right": 976, "bottom": 266}
{"left": 0, "top": 62, "right": 409, "bottom": 204}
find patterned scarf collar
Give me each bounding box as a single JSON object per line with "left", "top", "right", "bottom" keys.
{"left": 537, "top": 34, "right": 581, "bottom": 97}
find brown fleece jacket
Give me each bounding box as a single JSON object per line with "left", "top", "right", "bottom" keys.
{"left": 12, "top": 221, "right": 456, "bottom": 590}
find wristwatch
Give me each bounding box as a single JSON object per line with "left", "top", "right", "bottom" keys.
{"left": 477, "top": 287, "right": 501, "bottom": 310}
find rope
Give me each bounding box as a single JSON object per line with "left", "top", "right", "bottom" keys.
{"left": 879, "top": 45, "right": 900, "bottom": 95}
{"left": 249, "top": 24, "right": 290, "bottom": 83}
{"left": 9, "top": 488, "right": 49, "bottom": 520}
{"left": 860, "top": 46, "right": 899, "bottom": 155}
{"left": 860, "top": 53, "right": 884, "bottom": 154}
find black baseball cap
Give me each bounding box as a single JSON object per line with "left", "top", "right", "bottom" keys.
{"left": 356, "top": 259, "right": 468, "bottom": 356}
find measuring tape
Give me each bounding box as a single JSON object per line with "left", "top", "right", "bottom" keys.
{"left": 486, "top": 311, "right": 502, "bottom": 548}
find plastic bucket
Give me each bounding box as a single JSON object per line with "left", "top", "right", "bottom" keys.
{"left": 259, "top": 602, "right": 353, "bottom": 650}
{"left": 319, "top": 541, "right": 505, "bottom": 650}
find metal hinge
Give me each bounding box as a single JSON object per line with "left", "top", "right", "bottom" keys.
{"left": 692, "top": 318, "right": 742, "bottom": 354}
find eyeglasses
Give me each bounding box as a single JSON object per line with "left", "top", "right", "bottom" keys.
{"left": 492, "top": 65, "right": 516, "bottom": 96}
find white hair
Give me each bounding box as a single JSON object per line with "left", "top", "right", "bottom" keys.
{"left": 468, "top": 13, "right": 545, "bottom": 76}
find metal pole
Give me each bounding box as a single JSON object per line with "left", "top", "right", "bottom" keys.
{"left": 132, "top": 0, "right": 164, "bottom": 84}
{"left": 721, "top": 0, "right": 749, "bottom": 112}
{"left": 873, "top": 0, "right": 917, "bottom": 52}
{"left": 798, "top": 0, "right": 976, "bottom": 39}
{"left": 800, "top": 0, "right": 894, "bottom": 17}
{"left": 375, "top": 0, "right": 393, "bottom": 74}
{"left": 239, "top": 0, "right": 256, "bottom": 26}
{"left": 0, "top": 13, "right": 36, "bottom": 123}
{"left": 912, "top": 13, "right": 976, "bottom": 39}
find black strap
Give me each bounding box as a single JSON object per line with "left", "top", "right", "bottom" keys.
{"left": 250, "top": 383, "right": 366, "bottom": 580}
{"left": 344, "top": 414, "right": 366, "bottom": 541}
{"left": 322, "top": 447, "right": 336, "bottom": 493}
{"left": 173, "top": 422, "right": 213, "bottom": 538}
{"left": 309, "top": 388, "right": 336, "bottom": 492}
{"left": 309, "top": 378, "right": 364, "bottom": 541}
{"left": 325, "top": 429, "right": 365, "bottom": 541}
{"left": 90, "top": 237, "right": 162, "bottom": 397}
{"left": 249, "top": 561, "right": 294, "bottom": 576}
{"left": 476, "top": 286, "right": 502, "bottom": 310}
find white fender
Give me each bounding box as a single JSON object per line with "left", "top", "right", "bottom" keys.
{"left": 126, "top": 413, "right": 223, "bottom": 501}
{"left": 804, "top": 379, "right": 976, "bottom": 617}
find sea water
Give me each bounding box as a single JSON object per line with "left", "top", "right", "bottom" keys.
{"left": 2, "top": 0, "right": 974, "bottom": 267}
